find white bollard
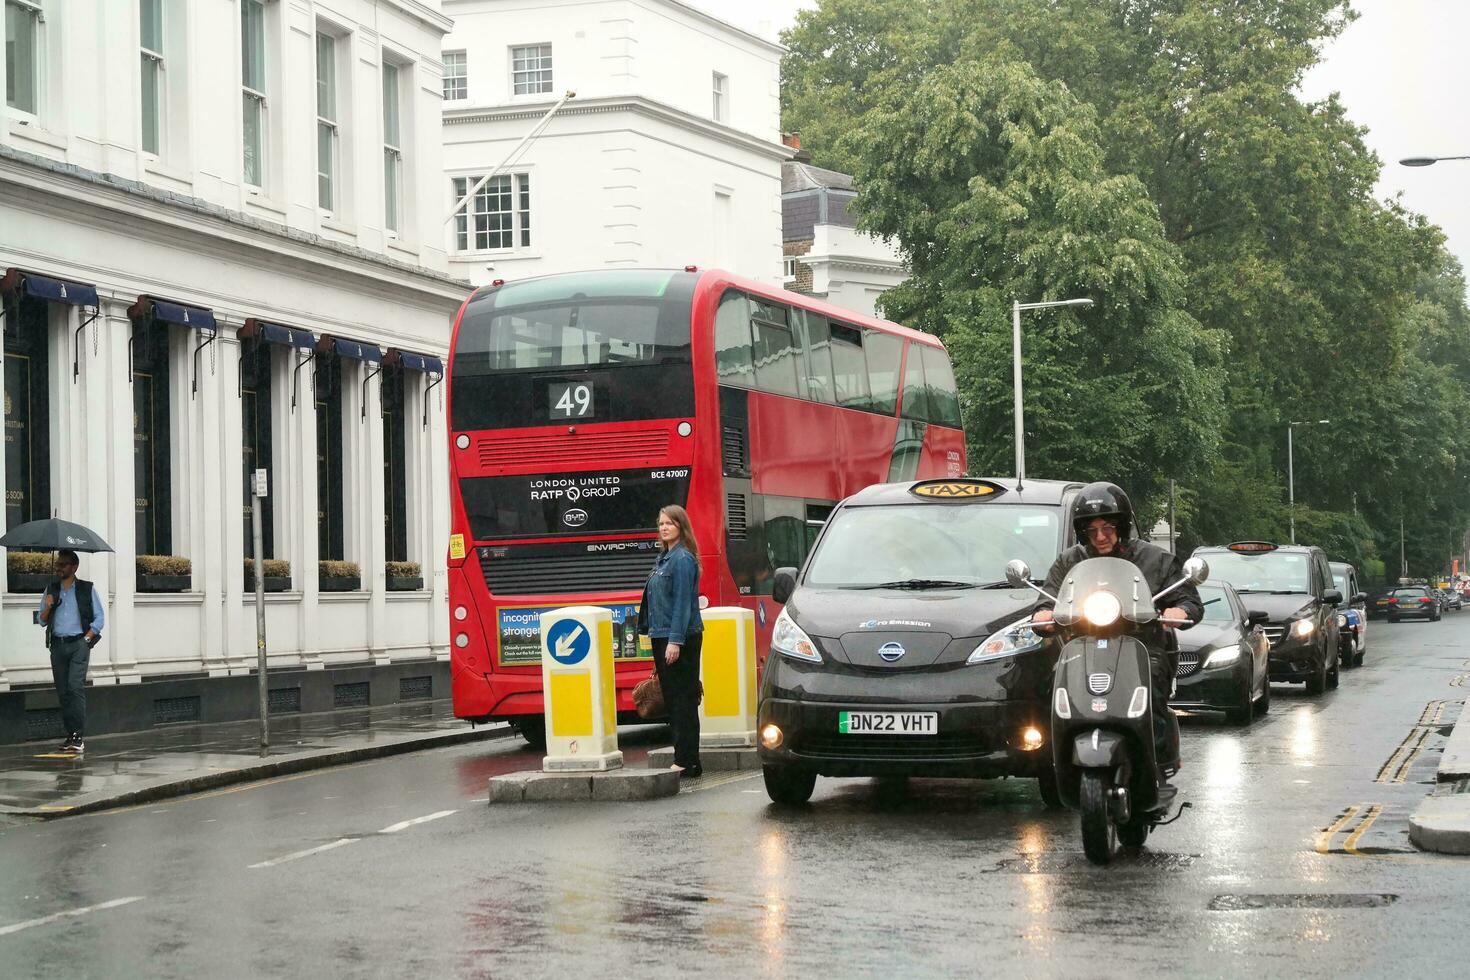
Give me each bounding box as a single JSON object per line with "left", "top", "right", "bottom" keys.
{"left": 698, "top": 606, "right": 758, "bottom": 748}
{"left": 540, "top": 606, "right": 623, "bottom": 772}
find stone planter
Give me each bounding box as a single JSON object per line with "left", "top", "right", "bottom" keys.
{"left": 318, "top": 575, "right": 361, "bottom": 593}
{"left": 386, "top": 575, "right": 424, "bottom": 592}
{"left": 245, "top": 575, "right": 292, "bottom": 594}
{"left": 6, "top": 572, "right": 53, "bottom": 594}
{"left": 137, "top": 573, "right": 192, "bottom": 593}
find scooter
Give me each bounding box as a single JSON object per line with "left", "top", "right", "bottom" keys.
{"left": 1005, "top": 554, "right": 1209, "bottom": 865}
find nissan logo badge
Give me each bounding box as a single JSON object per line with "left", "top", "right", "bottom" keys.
{"left": 563, "top": 508, "right": 589, "bottom": 528}
{"left": 878, "top": 642, "right": 906, "bottom": 662}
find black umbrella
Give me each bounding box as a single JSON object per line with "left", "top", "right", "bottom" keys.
{"left": 0, "top": 518, "right": 114, "bottom": 553}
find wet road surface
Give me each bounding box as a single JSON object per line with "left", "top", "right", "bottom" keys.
{"left": 2, "top": 616, "right": 1469, "bottom": 977}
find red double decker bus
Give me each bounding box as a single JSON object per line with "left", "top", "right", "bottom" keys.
{"left": 446, "top": 268, "right": 965, "bottom": 742}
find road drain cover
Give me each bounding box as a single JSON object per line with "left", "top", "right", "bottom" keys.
{"left": 1209, "top": 893, "right": 1398, "bottom": 911}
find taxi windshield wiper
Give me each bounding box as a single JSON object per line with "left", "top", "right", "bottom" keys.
{"left": 856, "top": 578, "right": 980, "bottom": 590}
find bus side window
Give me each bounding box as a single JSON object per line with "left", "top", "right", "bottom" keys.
{"left": 795, "top": 310, "right": 836, "bottom": 404}
{"left": 920, "top": 344, "right": 963, "bottom": 428}
{"left": 829, "top": 321, "right": 870, "bottom": 410}
{"left": 751, "top": 301, "right": 800, "bottom": 397}
{"left": 804, "top": 503, "right": 834, "bottom": 554}
{"left": 864, "top": 330, "right": 903, "bottom": 415}
{"left": 714, "top": 291, "right": 754, "bottom": 387}
{"left": 900, "top": 341, "right": 931, "bottom": 422}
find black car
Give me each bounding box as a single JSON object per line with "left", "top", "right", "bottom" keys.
{"left": 757, "top": 477, "right": 1087, "bottom": 805}
{"left": 1330, "top": 561, "right": 1369, "bottom": 667}
{"left": 1191, "top": 542, "right": 1342, "bottom": 695}
{"left": 1387, "top": 586, "right": 1440, "bottom": 622}
{"left": 1367, "top": 584, "right": 1400, "bottom": 620}
{"left": 1170, "top": 581, "right": 1271, "bottom": 725}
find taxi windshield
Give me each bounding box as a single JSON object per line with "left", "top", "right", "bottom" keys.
{"left": 803, "top": 503, "right": 1061, "bottom": 588}
{"left": 1204, "top": 551, "right": 1310, "bottom": 594}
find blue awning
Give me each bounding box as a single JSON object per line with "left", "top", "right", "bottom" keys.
{"left": 389, "top": 351, "right": 444, "bottom": 374}
{"left": 2, "top": 268, "right": 100, "bottom": 307}
{"left": 332, "top": 338, "right": 382, "bottom": 363}
{"left": 135, "top": 297, "right": 217, "bottom": 331}
{"left": 240, "top": 319, "right": 315, "bottom": 349}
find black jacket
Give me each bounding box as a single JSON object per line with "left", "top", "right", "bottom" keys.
{"left": 1039, "top": 540, "right": 1203, "bottom": 653}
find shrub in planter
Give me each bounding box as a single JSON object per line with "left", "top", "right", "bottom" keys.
{"left": 137, "top": 554, "right": 193, "bottom": 593}
{"left": 244, "top": 558, "right": 292, "bottom": 593}
{"left": 319, "top": 559, "right": 362, "bottom": 592}
{"left": 386, "top": 560, "right": 423, "bottom": 592}
{"left": 6, "top": 550, "right": 55, "bottom": 593}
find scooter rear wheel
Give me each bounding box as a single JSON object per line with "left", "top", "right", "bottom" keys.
{"left": 1079, "top": 770, "right": 1117, "bottom": 865}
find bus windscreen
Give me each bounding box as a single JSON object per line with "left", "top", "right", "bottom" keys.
{"left": 451, "top": 270, "right": 697, "bottom": 430}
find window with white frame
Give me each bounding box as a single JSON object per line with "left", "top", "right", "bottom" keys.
{"left": 382, "top": 61, "right": 403, "bottom": 233}
{"left": 240, "top": 0, "right": 267, "bottom": 187}
{"left": 139, "top": 0, "right": 164, "bottom": 153}
{"left": 442, "top": 50, "right": 466, "bottom": 100}
{"left": 510, "top": 44, "right": 552, "bottom": 95}
{"left": 451, "top": 174, "right": 531, "bottom": 251}
{"left": 5, "top": 0, "right": 41, "bottom": 116}
{"left": 712, "top": 72, "right": 728, "bottom": 123}
{"left": 782, "top": 257, "right": 797, "bottom": 284}
{"left": 316, "top": 31, "right": 338, "bottom": 212}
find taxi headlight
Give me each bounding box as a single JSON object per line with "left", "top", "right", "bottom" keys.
{"left": 1336, "top": 613, "right": 1347, "bottom": 628}
{"left": 1082, "top": 591, "right": 1122, "bottom": 627}
{"left": 772, "top": 608, "right": 822, "bottom": 664}
{"left": 968, "top": 616, "right": 1045, "bottom": 665}
{"left": 1293, "top": 619, "right": 1316, "bottom": 638}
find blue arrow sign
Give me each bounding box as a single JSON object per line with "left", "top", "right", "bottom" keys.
{"left": 545, "top": 617, "right": 592, "bottom": 666}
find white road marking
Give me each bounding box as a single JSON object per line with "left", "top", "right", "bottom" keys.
{"left": 248, "top": 838, "right": 357, "bottom": 869}
{"left": 0, "top": 896, "right": 145, "bottom": 937}
{"left": 380, "top": 810, "right": 458, "bottom": 834}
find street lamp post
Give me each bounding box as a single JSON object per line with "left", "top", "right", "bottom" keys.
{"left": 1288, "top": 419, "right": 1331, "bottom": 545}
{"left": 1400, "top": 155, "right": 1470, "bottom": 167}
{"left": 1012, "top": 297, "right": 1093, "bottom": 485}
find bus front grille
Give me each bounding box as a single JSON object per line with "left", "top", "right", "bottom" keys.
{"left": 476, "top": 429, "right": 670, "bottom": 469}
{"left": 479, "top": 545, "right": 660, "bottom": 596}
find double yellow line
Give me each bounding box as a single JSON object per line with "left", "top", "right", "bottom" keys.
{"left": 1316, "top": 803, "right": 1383, "bottom": 856}
{"left": 1374, "top": 699, "right": 1454, "bottom": 784}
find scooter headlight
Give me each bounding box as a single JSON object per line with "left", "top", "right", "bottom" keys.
{"left": 968, "top": 616, "right": 1045, "bottom": 664}
{"left": 771, "top": 608, "right": 822, "bottom": 664}
{"left": 1082, "top": 590, "right": 1122, "bottom": 627}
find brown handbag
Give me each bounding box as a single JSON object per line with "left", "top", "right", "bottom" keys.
{"left": 632, "top": 675, "right": 665, "bottom": 719}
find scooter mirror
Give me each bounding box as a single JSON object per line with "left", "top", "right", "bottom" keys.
{"left": 1182, "top": 556, "right": 1209, "bottom": 585}
{"left": 1005, "top": 559, "right": 1032, "bottom": 588}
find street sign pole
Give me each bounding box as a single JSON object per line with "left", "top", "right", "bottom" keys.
{"left": 252, "top": 468, "right": 269, "bottom": 755}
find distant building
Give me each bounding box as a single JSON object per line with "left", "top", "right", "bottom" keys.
{"left": 781, "top": 138, "right": 906, "bottom": 319}
{"left": 440, "top": 0, "right": 791, "bottom": 286}
{"left": 1, "top": 0, "right": 465, "bottom": 741}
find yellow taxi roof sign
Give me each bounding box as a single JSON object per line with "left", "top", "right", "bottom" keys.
{"left": 910, "top": 480, "right": 1005, "bottom": 500}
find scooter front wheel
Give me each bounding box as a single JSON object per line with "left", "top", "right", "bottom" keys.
{"left": 1079, "top": 770, "right": 1117, "bottom": 865}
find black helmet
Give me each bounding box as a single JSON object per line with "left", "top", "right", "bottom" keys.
{"left": 1071, "top": 482, "right": 1134, "bottom": 542}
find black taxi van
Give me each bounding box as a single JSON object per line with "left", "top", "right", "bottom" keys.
{"left": 1191, "top": 541, "right": 1343, "bottom": 695}
{"left": 755, "top": 477, "right": 1085, "bottom": 805}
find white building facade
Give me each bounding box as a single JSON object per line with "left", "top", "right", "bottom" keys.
{"left": 0, "top": 0, "right": 467, "bottom": 740}
{"left": 439, "top": 0, "right": 790, "bottom": 286}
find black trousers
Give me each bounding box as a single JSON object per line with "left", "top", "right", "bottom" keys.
{"left": 652, "top": 633, "right": 702, "bottom": 768}
{"left": 50, "top": 636, "right": 90, "bottom": 738}
{"left": 1150, "top": 650, "right": 1179, "bottom": 772}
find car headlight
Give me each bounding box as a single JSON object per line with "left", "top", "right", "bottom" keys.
{"left": 1082, "top": 590, "right": 1121, "bottom": 627}
{"left": 771, "top": 608, "right": 821, "bottom": 663}
{"left": 1336, "top": 613, "right": 1347, "bottom": 628}
{"left": 1204, "top": 647, "right": 1240, "bottom": 668}
{"left": 1293, "top": 619, "right": 1315, "bottom": 638}
{"left": 968, "top": 616, "right": 1045, "bottom": 665}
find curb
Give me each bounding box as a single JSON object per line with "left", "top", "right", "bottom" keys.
{"left": 0, "top": 723, "right": 517, "bottom": 820}
{"left": 1410, "top": 703, "right": 1470, "bottom": 855}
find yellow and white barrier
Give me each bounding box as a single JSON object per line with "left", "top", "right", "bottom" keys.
{"left": 540, "top": 606, "right": 623, "bottom": 772}
{"left": 699, "top": 606, "right": 758, "bottom": 748}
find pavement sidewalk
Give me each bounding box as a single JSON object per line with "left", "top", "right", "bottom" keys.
{"left": 1409, "top": 699, "right": 1470, "bottom": 855}
{"left": 0, "top": 701, "right": 511, "bottom": 819}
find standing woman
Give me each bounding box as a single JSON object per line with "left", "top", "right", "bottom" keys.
{"left": 639, "top": 505, "right": 704, "bottom": 778}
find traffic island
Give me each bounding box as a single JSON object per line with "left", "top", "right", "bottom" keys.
{"left": 1409, "top": 704, "right": 1470, "bottom": 854}
{"left": 487, "top": 767, "right": 680, "bottom": 804}
{"left": 646, "top": 746, "right": 760, "bottom": 771}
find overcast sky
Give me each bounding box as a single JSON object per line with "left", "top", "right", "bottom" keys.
{"left": 690, "top": 0, "right": 1470, "bottom": 283}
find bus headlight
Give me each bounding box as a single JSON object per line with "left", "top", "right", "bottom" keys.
{"left": 1293, "top": 619, "right": 1316, "bottom": 638}
{"left": 1082, "top": 591, "right": 1122, "bottom": 627}
{"left": 772, "top": 608, "right": 821, "bottom": 663}
{"left": 969, "top": 616, "right": 1044, "bottom": 664}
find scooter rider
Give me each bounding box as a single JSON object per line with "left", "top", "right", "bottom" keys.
{"left": 1031, "top": 482, "right": 1203, "bottom": 775}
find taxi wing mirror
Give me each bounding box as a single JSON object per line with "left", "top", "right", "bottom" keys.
{"left": 1246, "top": 610, "right": 1269, "bottom": 626}
{"left": 1352, "top": 592, "right": 1367, "bottom": 604}
{"left": 772, "top": 567, "right": 799, "bottom": 605}
{"left": 1323, "top": 588, "right": 1343, "bottom": 605}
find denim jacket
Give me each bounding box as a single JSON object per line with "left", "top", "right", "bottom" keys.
{"left": 638, "top": 543, "right": 703, "bottom": 645}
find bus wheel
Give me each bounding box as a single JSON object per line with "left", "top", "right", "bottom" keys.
{"left": 513, "top": 717, "right": 548, "bottom": 751}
